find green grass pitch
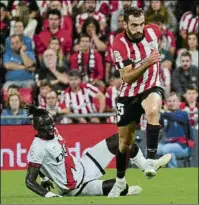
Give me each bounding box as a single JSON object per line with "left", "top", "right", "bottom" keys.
{"left": 1, "top": 168, "right": 198, "bottom": 204}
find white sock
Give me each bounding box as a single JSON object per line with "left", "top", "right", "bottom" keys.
{"left": 116, "top": 177, "right": 126, "bottom": 183}
{"left": 129, "top": 149, "right": 146, "bottom": 171}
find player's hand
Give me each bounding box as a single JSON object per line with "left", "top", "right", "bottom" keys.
{"left": 41, "top": 179, "right": 55, "bottom": 191}
{"left": 146, "top": 50, "right": 161, "bottom": 67}
{"left": 45, "top": 192, "right": 63, "bottom": 198}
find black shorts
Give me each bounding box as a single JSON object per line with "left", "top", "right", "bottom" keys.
{"left": 116, "top": 86, "right": 164, "bottom": 127}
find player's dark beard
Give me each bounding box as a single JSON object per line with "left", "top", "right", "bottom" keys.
{"left": 125, "top": 27, "right": 144, "bottom": 43}
{"left": 87, "top": 6, "right": 95, "bottom": 13}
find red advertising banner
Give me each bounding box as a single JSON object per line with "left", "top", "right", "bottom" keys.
{"left": 1, "top": 124, "right": 117, "bottom": 170}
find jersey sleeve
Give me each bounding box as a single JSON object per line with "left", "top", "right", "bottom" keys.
{"left": 112, "top": 38, "right": 132, "bottom": 69}
{"left": 28, "top": 140, "right": 46, "bottom": 166}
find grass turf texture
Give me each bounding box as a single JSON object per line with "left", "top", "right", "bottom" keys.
{"left": 1, "top": 168, "right": 198, "bottom": 204}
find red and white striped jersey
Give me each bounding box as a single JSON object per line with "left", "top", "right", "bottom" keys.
{"left": 179, "top": 11, "right": 199, "bottom": 33}
{"left": 62, "top": 83, "right": 99, "bottom": 114}
{"left": 27, "top": 128, "right": 84, "bottom": 192}
{"left": 37, "top": 0, "right": 72, "bottom": 16}
{"left": 38, "top": 94, "right": 46, "bottom": 107}
{"left": 76, "top": 11, "right": 106, "bottom": 29}
{"left": 161, "top": 29, "right": 176, "bottom": 51}
{"left": 159, "top": 67, "right": 171, "bottom": 88}
{"left": 96, "top": 0, "right": 144, "bottom": 15}
{"left": 105, "top": 86, "right": 119, "bottom": 123}
{"left": 112, "top": 24, "right": 162, "bottom": 97}
{"left": 105, "top": 31, "right": 117, "bottom": 65}
{"left": 183, "top": 105, "right": 198, "bottom": 129}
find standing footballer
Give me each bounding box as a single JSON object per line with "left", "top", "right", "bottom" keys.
{"left": 108, "top": 7, "right": 172, "bottom": 197}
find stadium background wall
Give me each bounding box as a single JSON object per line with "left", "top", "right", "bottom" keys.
{"left": 1, "top": 125, "right": 198, "bottom": 170}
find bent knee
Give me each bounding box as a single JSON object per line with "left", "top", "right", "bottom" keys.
{"left": 119, "top": 143, "right": 131, "bottom": 153}
{"left": 145, "top": 106, "right": 159, "bottom": 118}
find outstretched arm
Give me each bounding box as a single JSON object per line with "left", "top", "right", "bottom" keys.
{"left": 25, "top": 165, "right": 48, "bottom": 197}
{"left": 25, "top": 165, "right": 59, "bottom": 197}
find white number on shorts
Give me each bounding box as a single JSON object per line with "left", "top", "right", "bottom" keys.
{"left": 116, "top": 103, "right": 124, "bottom": 116}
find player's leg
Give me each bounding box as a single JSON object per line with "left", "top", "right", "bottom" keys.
{"left": 141, "top": 92, "right": 162, "bottom": 159}
{"left": 141, "top": 89, "right": 171, "bottom": 177}
{"left": 108, "top": 122, "right": 136, "bottom": 197}
{"left": 73, "top": 179, "right": 142, "bottom": 196}
{"left": 106, "top": 133, "right": 146, "bottom": 171}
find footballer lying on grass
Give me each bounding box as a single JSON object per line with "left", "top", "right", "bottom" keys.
{"left": 25, "top": 104, "right": 170, "bottom": 197}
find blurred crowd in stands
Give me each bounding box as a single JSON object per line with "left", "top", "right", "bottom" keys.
{"left": 0, "top": 0, "right": 198, "bottom": 129}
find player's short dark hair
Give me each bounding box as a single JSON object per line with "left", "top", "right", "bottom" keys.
{"left": 124, "top": 6, "right": 144, "bottom": 23}
{"left": 186, "top": 86, "right": 198, "bottom": 93}
{"left": 47, "top": 9, "right": 61, "bottom": 19}
{"left": 8, "top": 84, "right": 20, "bottom": 91}
{"left": 181, "top": 51, "right": 192, "bottom": 59}
{"left": 40, "top": 79, "right": 52, "bottom": 88}
{"left": 68, "top": 70, "right": 81, "bottom": 78}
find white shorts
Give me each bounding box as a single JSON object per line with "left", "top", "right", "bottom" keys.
{"left": 66, "top": 139, "right": 115, "bottom": 196}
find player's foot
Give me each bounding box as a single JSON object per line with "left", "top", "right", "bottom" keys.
{"left": 108, "top": 178, "right": 127, "bottom": 198}
{"left": 154, "top": 153, "right": 172, "bottom": 170}
{"left": 144, "top": 159, "right": 157, "bottom": 179}
{"left": 127, "top": 186, "right": 142, "bottom": 196}
{"left": 144, "top": 154, "right": 172, "bottom": 179}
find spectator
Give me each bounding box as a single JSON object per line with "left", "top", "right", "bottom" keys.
{"left": 9, "top": 2, "right": 38, "bottom": 39}
{"left": 110, "top": 0, "right": 144, "bottom": 32}
{"left": 0, "top": 42, "right": 6, "bottom": 86}
{"left": 152, "top": 14, "right": 176, "bottom": 57}
{"left": 158, "top": 35, "right": 172, "bottom": 99}
{"left": 110, "top": 0, "right": 132, "bottom": 32}
{"left": 41, "top": 49, "right": 69, "bottom": 92}
{"left": 37, "top": 79, "right": 52, "bottom": 107}
{"left": 1, "top": 93, "right": 29, "bottom": 125}
{"left": 42, "top": 90, "right": 72, "bottom": 124}
{"left": 183, "top": 86, "right": 198, "bottom": 129}
{"left": 145, "top": 0, "right": 177, "bottom": 33}
{"left": 75, "top": 0, "right": 106, "bottom": 35}
{"left": 3, "top": 34, "right": 36, "bottom": 89}
{"left": 105, "top": 71, "right": 122, "bottom": 123}
{"left": 172, "top": 51, "right": 198, "bottom": 96}
{"left": 179, "top": 1, "right": 198, "bottom": 43}
{"left": 105, "top": 13, "right": 124, "bottom": 83}
{"left": 39, "top": 37, "right": 69, "bottom": 79}
{"left": 43, "top": 1, "right": 73, "bottom": 34}
{"left": 0, "top": 2, "right": 10, "bottom": 47}
{"left": 157, "top": 92, "right": 195, "bottom": 168}
{"left": 5, "top": 20, "right": 33, "bottom": 53}
{"left": 176, "top": 32, "right": 198, "bottom": 68}
{"left": 62, "top": 70, "right": 105, "bottom": 124}
{"left": 70, "top": 34, "right": 104, "bottom": 85}
{"left": 37, "top": 0, "right": 72, "bottom": 17}
{"left": 48, "top": 37, "right": 69, "bottom": 69}
{"left": 159, "top": 65, "right": 171, "bottom": 100}
{"left": 34, "top": 9, "right": 72, "bottom": 60}
{"left": 7, "top": 84, "right": 20, "bottom": 95}
{"left": 7, "top": 0, "right": 38, "bottom": 18}
{"left": 77, "top": 16, "right": 107, "bottom": 52}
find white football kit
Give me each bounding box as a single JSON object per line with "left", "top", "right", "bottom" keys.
{"left": 27, "top": 129, "right": 115, "bottom": 196}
